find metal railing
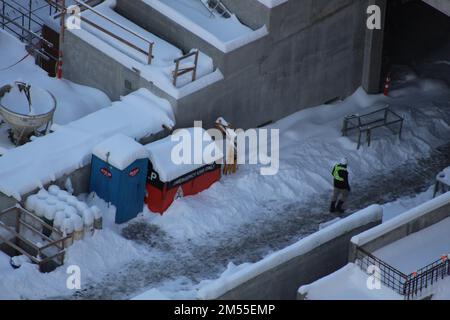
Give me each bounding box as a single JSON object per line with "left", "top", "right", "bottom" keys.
{"left": 355, "top": 246, "right": 450, "bottom": 300}
{"left": 69, "top": 0, "right": 155, "bottom": 64}
{"left": 355, "top": 246, "right": 409, "bottom": 296}
{"left": 0, "top": 0, "right": 57, "bottom": 63}
{"left": 404, "top": 255, "right": 450, "bottom": 300}
{"left": 173, "top": 50, "right": 199, "bottom": 87}
{"left": 0, "top": 204, "right": 71, "bottom": 272}
{"left": 342, "top": 104, "right": 404, "bottom": 149}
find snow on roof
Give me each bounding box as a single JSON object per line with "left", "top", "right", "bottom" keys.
{"left": 145, "top": 127, "right": 222, "bottom": 182}
{"left": 298, "top": 263, "right": 402, "bottom": 300}
{"left": 93, "top": 134, "right": 149, "bottom": 170}
{"left": 0, "top": 89, "right": 174, "bottom": 200}
{"left": 143, "top": 0, "right": 268, "bottom": 53}
{"left": 67, "top": 0, "right": 221, "bottom": 98}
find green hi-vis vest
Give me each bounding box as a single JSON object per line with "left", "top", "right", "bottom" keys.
{"left": 333, "top": 165, "right": 346, "bottom": 182}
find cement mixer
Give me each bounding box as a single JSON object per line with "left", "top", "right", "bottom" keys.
{"left": 0, "top": 81, "right": 56, "bottom": 145}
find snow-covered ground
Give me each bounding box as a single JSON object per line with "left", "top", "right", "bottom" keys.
{"left": 0, "top": 28, "right": 110, "bottom": 153}
{"left": 298, "top": 263, "right": 403, "bottom": 300}
{"left": 2, "top": 10, "right": 450, "bottom": 297}
{"left": 0, "top": 64, "right": 448, "bottom": 299}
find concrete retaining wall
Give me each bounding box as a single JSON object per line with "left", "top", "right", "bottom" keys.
{"left": 349, "top": 193, "right": 450, "bottom": 260}
{"left": 63, "top": 0, "right": 368, "bottom": 129}
{"left": 196, "top": 205, "right": 382, "bottom": 300}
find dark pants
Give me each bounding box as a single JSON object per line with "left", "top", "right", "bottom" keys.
{"left": 332, "top": 188, "right": 349, "bottom": 203}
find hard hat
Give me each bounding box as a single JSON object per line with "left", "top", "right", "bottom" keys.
{"left": 340, "top": 157, "right": 348, "bottom": 165}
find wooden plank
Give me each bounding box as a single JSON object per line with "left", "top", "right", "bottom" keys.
{"left": 0, "top": 234, "right": 40, "bottom": 264}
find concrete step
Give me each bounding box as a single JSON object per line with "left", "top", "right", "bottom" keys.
{"left": 114, "top": 0, "right": 269, "bottom": 76}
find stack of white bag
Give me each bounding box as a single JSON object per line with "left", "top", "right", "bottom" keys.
{"left": 24, "top": 185, "right": 102, "bottom": 247}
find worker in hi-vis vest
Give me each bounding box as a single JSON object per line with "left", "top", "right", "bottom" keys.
{"left": 330, "top": 158, "right": 351, "bottom": 214}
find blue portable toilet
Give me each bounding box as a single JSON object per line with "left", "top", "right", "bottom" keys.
{"left": 90, "top": 134, "right": 149, "bottom": 224}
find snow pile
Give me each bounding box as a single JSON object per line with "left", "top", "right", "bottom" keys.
{"left": 298, "top": 263, "right": 402, "bottom": 300}
{"left": 25, "top": 186, "right": 102, "bottom": 240}
{"left": 0, "top": 83, "right": 54, "bottom": 116}
{"left": 196, "top": 205, "right": 382, "bottom": 299}
{"left": 0, "top": 193, "right": 143, "bottom": 299}
{"left": 351, "top": 192, "right": 450, "bottom": 247}
{"left": 93, "top": 134, "right": 148, "bottom": 170}
{"left": 143, "top": 0, "right": 268, "bottom": 53}
{"left": 145, "top": 127, "right": 222, "bottom": 182}
{"left": 437, "top": 166, "right": 450, "bottom": 186}
{"left": 0, "top": 88, "right": 174, "bottom": 200}
{"left": 382, "top": 187, "right": 435, "bottom": 222}
{"left": 68, "top": 0, "right": 219, "bottom": 98}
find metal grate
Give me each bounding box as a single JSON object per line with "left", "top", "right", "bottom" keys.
{"left": 355, "top": 246, "right": 450, "bottom": 300}
{"left": 355, "top": 246, "right": 408, "bottom": 296}
{"left": 342, "top": 104, "right": 404, "bottom": 149}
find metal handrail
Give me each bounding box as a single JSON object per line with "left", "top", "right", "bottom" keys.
{"left": 5, "top": 0, "right": 47, "bottom": 24}
{"left": 0, "top": 9, "right": 52, "bottom": 47}
{"left": 173, "top": 50, "right": 199, "bottom": 86}
{"left": 0, "top": 205, "right": 69, "bottom": 270}
{"left": 72, "top": 0, "right": 155, "bottom": 64}
{"left": 356, "top": 246, "right": 450, "bottom": 299}
{"left": 342, "top": 104, "right": 404, "bottom": 149}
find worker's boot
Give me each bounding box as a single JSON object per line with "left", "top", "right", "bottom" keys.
{"left": 329, "top": 201, "right": 337, "bottom": 213}
{"left": 336, "top": 200, "right": 345, "bottom": 214}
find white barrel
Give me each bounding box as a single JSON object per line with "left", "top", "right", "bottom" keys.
{"left": 48, "top": 185, "right": 61, "bottom": 196}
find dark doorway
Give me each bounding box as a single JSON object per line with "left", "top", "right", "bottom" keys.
{"left": 382, "top": 0, "right": 450, "bottom": 86}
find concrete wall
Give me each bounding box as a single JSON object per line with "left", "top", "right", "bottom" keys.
{"left": 217, "top": 223, "right": 379, "bottom": 300}
{"left": 62, "top": 0, "right": 368, "bottom": 129}
{"left": 62, "top": 30, "right": 176, "bottom": 104}
{"left": 196, "top": 207, "right": 382, "bottom": 300}
{"left": 362, "top": 0, "right": 387, "bottom": 94}
{"left": 349, "top": 198, "right": 450, "bottom": 260}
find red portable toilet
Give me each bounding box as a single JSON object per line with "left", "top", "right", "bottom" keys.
{"left": 144, "top": 127, "right": 222, "bottom": 214}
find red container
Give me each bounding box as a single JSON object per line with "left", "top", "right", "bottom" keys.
{"left": 145, "top": 162, "right": 221, "bottom": 214}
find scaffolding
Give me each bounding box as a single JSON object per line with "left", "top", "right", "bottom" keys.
{"left": 0, "top": 0, "right": 59, "bottom": 65}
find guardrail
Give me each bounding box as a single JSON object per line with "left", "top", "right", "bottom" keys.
{"left": 0, "top": 204, "right": 70, "bottom": 272}
{"left": 173, "top": 50, "right": 199, "bottom": 87}
{"left": 355, "top": 246, "right": 450, "bottom": 299}
{"left": 342, "top": 104, "right": 404, "bottom": 150}
{"left": 70, "top": 0, "right": 155, "bottom": 64}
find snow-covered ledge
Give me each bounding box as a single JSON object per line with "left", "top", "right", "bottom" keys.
{"left": 194, "top": 205, "right": 382, "bottom": 300}
{"left": 351, "top": 192, "right": 450, "bottom": 252}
